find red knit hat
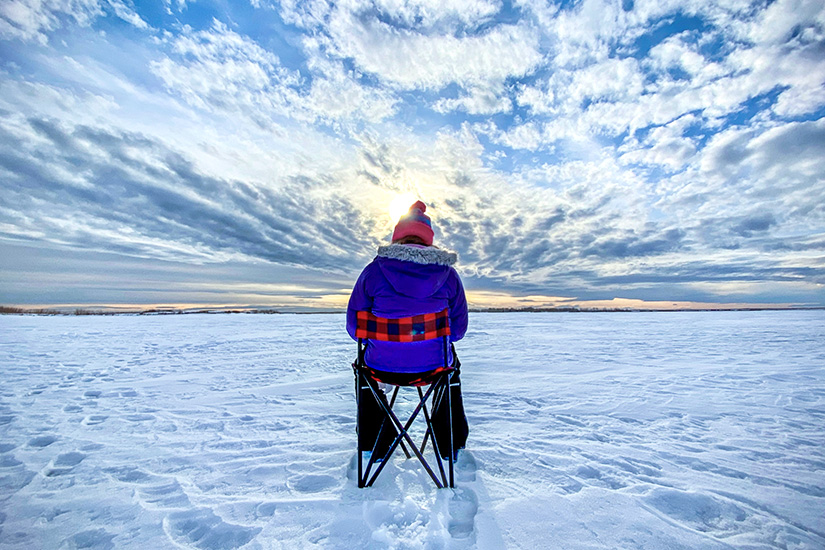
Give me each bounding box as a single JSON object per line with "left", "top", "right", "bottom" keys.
{"left": 392, "top": 200, "right": 434, "bottom": 245}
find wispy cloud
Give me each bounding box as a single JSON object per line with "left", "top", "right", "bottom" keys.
{"left": 0, "top": 0, "right": 147, "bottom": 43}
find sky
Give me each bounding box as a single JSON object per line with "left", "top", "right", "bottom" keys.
{"left": 0, "top": 0, "right": 824, "bottom": 311}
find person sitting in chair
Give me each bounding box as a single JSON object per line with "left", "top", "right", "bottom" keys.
{"left": 347, "top": 200, "right": 469, "bottom": 462}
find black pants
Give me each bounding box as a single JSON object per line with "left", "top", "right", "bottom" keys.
{"left": 357, "top": 367, "right": 468, "bottom": 460}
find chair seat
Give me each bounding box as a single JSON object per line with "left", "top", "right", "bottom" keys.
{"left": 362, "top": 365, "right": 454, "bottom": 387}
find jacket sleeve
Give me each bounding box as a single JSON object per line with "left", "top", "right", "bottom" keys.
{"left": 447, "top": 270, "right": 468, "bottom": 342}
{"left": 346, "top": 264, "right": 374, "bottom": 341}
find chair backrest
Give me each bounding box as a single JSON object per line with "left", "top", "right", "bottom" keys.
{"left": 355, "top": 308, "right": 450, "bottom": 342}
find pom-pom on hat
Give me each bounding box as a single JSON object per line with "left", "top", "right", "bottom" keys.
{"left": 392, "top": 200, "right": 434, "bottom": 246}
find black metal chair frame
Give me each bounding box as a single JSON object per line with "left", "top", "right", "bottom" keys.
{"left": 353, "top": 311, "right": 456, "bottom": 489}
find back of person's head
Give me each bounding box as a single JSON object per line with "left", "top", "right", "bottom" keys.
{"left": 392, "top": 201, "right": 434, "bottom": 246}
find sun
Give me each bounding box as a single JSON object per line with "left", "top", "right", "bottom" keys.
{"left": 388, "top": 193, "right": 417, "bottom": 222}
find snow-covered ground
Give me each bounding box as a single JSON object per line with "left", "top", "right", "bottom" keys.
{"left": 0, "top": 311, "right": 823, "bottom": 549}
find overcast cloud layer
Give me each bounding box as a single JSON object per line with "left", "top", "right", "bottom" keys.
{"left": 1, "top": 0, "right": 823, "bottom": 308}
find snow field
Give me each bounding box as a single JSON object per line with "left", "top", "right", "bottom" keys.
{"left": 0, "top": 311, "right": 823, "bottom": 549}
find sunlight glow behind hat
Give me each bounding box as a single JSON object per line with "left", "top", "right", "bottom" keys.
{"left": 391, "top": 200, "right": 434, "bottom": 245}
{"left": 389, "top": 193, "right": 417, "bottom": 222}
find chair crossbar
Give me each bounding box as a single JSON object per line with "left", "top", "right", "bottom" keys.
{"left": 361, "top": 372, "right": 448, "bottom": 488}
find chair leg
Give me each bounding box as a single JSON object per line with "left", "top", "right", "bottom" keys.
{"left": 362, "top": 385, "right": 403, "bottom": 484}
{"left": 447, "top": 370, "right": 455, "bottom": 488}
{"left": 356, "top": 369, "right": 365, "bottom": 488}
{"left": 357, "top": 371, "right": 399, "bottom": 486}
{"left": 418, "top": 384, "right": 448, "bottom": 487}
{"left": 418, "top": 386, "right": 431, "bottom": 453}
{"left": 419, "top": 380, "right": 448, "bottom": 454}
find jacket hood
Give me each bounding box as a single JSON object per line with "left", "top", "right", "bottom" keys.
{"left": 375, "top": 244, "right": 457, "bottom": 299}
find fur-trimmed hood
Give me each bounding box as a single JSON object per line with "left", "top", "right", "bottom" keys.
{"left": 376, "top": 244, "right": 457, "bottom": 266}
{"left": 374, "top": 244, "right": 457, "bottom": 299}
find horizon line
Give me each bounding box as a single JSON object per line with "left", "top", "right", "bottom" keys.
{"left": 3, "top": 304, "right": 823, "bottom": 316}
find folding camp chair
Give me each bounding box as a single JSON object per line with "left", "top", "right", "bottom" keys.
{"left": 353, "top": 308, "right": 458, "bottom": 488}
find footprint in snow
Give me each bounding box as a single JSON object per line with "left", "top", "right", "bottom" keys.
{"left": 455, "top": 450, "right": 478, "bottom": 482}
{"left": 0, "top": 453, "right": 36, "bottom": 494}
{"left": 27, "top": 435, "right": 58, "bottom": 448}
{"left": 43, "top": 451, "right": 86, "bottom": 477}
{"left": 288, "top": 474, "right": 338, "bottom": 493}
{"left": 82, "top": 415, "right": 108, "bottom": 426}
{"left": 125, "top": 414, "right": 155, "bottom": 422}
{"left": 164, "top": 508, "right": 261, "bottom": 550}
{"left": 448, "top": 487, "right": 479, "bottom": 540}
{"left": 105, "top": 466, "right": 152, "bottom": 484}
{"left": 255, "top": 502, "right": 278, "bottom": 518}
{"left": 643, "top": 488, "right": 748, "bottom": 536}
{"left": 137, "top": 479, "right": 192, "bottom": 509}
{"left": 346, "top": 453, "right": 358, "bottom": 482}
{"left": 575, "top": 464, "right": 602, "bottom": 480}
{"left": 1, "top": 456, "right": 22, "bottom": 469}
{"left": 58, "top": 528, "right": 115, "bottom": 550}
{"left": 105, "top": 466, "right": 260, "bottom": 548}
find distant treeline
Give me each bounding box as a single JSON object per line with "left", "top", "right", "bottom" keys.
{"left": 0, "top": 306, "right": 340, "bottom": 316}
{"left": 0, "top": 306, "right": 120, "bottom": 315}
{"left": 1, "top": 305, "right": 820, "bottom": 316}
{"left": 1, "top": 306, "right": 61, "bottom": 315}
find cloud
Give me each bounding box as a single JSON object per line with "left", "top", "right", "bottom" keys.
{"left": 433, "top": 83, "right": 512, "bottom": 115}
{"left": 370, "top": 0, "right": 502, "bottom": 27}
{"left": 648, "top": 118, "right": 825, "bottom": 269}
{"left": 0, "top": 0, "right": 147, "bottom": 43}
{"left": 323, "top": 7, "right": 543, "bottom": 90}
{"left": 749, "top": 0, "right": 825, "bottom": 45}
{"left": 0, "top": 114, "right": 375, "bottom": 272}
{"left": 581, "top": 228, "right": 686, "bottom": 259}
{"left": 646, "top": 34, "right": 710, "bottom": 77}
{"left": 700, "top": 119, "right": 825, "bottom": 185}
{"left": 732, "top": 213, "right": 777, "bottom": 237}
{"left": 280, "top": 0, "right": 502, "bottom": 32}
{"left": 300, "top": 36, "right": 399, "bottom": 123}
{"left": 773, "top": 85, "right": 825, "bottom": 117}
{"left": 277, "top": 1, "right": 542, "bottom": 92}
{"left": 509, "top": 0, "right": 825, "bottom": 155}
{"left": 151, "top": 20, "right": 396, "bottom": 126}
{"left": 485, "top": 121, "right": 546, "bottom": 151}
{"left": 150, "top": 20, "right": 298, "bottom": 123}
{"left": 1, "top": 0, "right": 104, "bottom": 43}
{"left": 619, "top": 115, "right": 699, "bottom": 170}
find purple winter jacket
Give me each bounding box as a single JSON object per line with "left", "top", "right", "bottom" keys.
{"left": 347, "top": 244, "right": 468, "bottom": 373}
